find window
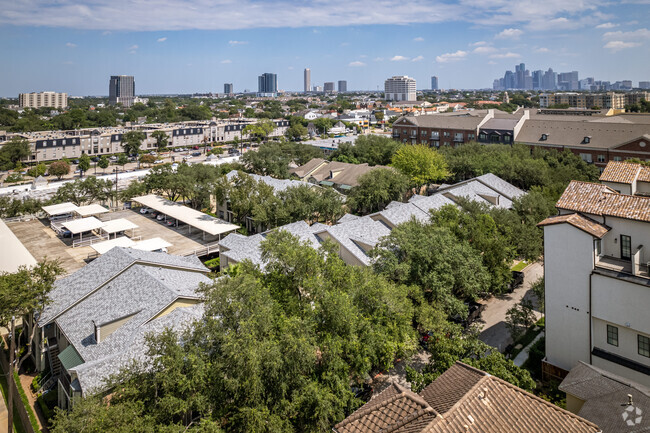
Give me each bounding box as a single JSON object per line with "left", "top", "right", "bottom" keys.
{"left": 584, "top": 136, "right": 591, "bottom": 144}
{"left": 621, "top": 235, "right": 632, "bottom": 260}
{"left": 479, "top": 133, "right": 488, "bottom": 141}
{"left": 595, "top": 239, "right": 602, "bottom": 256}
{"left": 614, "top": 156, "right": 622, "bottom": 161}
{"left": 639, "top": 335, "right": 650, "bottom": 357}
{"left": 541, "top": 133, "right": 548, "bottom": 141}
{"left": 504, "top": 135, "right": 512, "bottom": 143}
{"left": 579, "top": 153, "right": 593, "bottom": 163}
{"left": 607, "top": 325, "right": 618, "bottom": 346}
{"left": 443, "top": 131, "right": 450, "bottom": 137}
{"left": 597, "top": 154, "right": 605, "bottom": 163}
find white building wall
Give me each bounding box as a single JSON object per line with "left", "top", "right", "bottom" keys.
{"left": 600, "top": 217, "right": 648, "bottom": 265}
{"left": 544, "top": 223, "right": 595, "bottom": 372}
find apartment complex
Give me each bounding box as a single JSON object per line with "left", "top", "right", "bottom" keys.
{"left": 338, "top": 80, "right": 347, "bottom": 92}
{"left": 223, "top": 83, "right": 233, "bottom": 95}
{"left": 108, "top": 75, "right": 135, "bottom": 107}
{"left": 539, "top": 161, "right": 650, "bottom": 386}
{"left": 18, "top": 91, "right": 68, "bottom": 109}
{"left": 431, "top": 75, "right": 438, "bottom": 90}
{"left": 539, "top": 92, "right": 650, "bottom": 109}
{"left": 0, "top": 118, "right": 289, "bottom": 162}
{"left": 384, "top": 76, "right": 416, "bottom": 101}
{"left": 324, "top": 82, "right": 335, "bottom": 93}
{"left": 304, "top": 68, "right": 310, "bottom": 92}
{"left": 258, "top": 72, "right": 278, "bottom": 97}
{"left": 392, "top": 111, "right": 492, "bottom": 146}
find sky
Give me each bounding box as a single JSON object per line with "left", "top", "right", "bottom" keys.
{"left": 1, "top": 0, "right": 649, "bottom": 96}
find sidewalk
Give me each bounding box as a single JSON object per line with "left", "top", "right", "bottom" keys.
{"left": 0, "top": 388, "right": 8, "bottom": 433}
{"left": 513, "top": 331, "right": 545, "bottom": 367}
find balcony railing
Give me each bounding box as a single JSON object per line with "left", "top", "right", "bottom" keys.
{"left": 595, "top": 255, "right": 649, "bottom": 279}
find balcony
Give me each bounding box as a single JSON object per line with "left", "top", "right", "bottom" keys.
{"left": 595, "top": 255, "right": 649, "bottom": 279}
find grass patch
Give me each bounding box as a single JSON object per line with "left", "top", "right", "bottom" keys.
{"left": 511, "top": 261, "right": 529, "bottom": 272}
{"left": 0, "top": 364, "right": 27, "bottom": 433}
{"left": 37, "top": 389, "right": 57, "bottom": 422}
{"left": 13, "top": 371, "right": 40, "bottom": 432}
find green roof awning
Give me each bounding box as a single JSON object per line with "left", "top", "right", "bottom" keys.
{"left": 319, "top": 181, "right": 334, "bottom": 186}
{"left": 58, "top": 345, "right": 84, "bottom": 371}
{"left": 339, "top": 184, "right": 353, "bottom": 190}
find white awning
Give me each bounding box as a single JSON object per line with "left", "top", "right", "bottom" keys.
{"left": 62, "top": 217, "right": 104, "bottom": 234}
{"left": 131, "top": 237, "right": 172, "bottom": 252}
{"left": 100, "top": 219, "right": 139, "bottom": 234}
{"left": 75, "top": 204, "right": 110, "bottom": 218}
{"left": 0, "top": 219, "right": 37, "bottom": 273}
{"left": 90, "top": 237, "right": 136, "bottom": 255}
{"left": 131, "top": 195, "right": 239, "bottom": 236}
{"left": 42, "top": 202, "right": 79, "bottom": 217}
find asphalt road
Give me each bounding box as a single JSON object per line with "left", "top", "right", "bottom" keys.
{"left": 478, "top": 262, "right": 544, "bottom": 352}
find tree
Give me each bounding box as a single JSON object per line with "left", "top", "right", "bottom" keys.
{"left": 243, "top": 120, "right": 276, "bottom": 146}
{"left": 391, "top": 144, "right": 449, "bottom": 186}
{"left": 27, "top": 163, "right": 47, "bottom": 178}
{"left": 285, "top": 123, "right": 308, "bottom": 141}
{"left": 150, "top": 130, "right": 169, "bottom": 152}
{"left": 121, "top": 131, "right": 146, "bottom": 158}
{"left": 330, "top": 135, "right": 401, "bottom": 166}
{"left": 505, "top": 298, "right": 537, "bottom": 341}
{"left": 349, "top": 167, "right": 410, "bottom": 214}
{"left": 0, "top": 137, "right": 31, "bottom": 170}
{"left": 49, "top": 160, "right": 71, "bottom": 180}
{"left": 78, "top": 153, "right": 91, "bottom": 177}
{"left": 117, "top": 154, "right": 129, "bottom": 170}
{"left": 531, "top": 277, "right": 544, "bottom": 313}
{"left": 98, "top": 155, "right": 110, "bottom": 174}
{"left": 140, "top": 154, "right": 157, "bottom": 166}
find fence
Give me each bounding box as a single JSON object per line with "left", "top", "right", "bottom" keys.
{"left": 182, "top": 242, "right": 221, "bottom": 257}
{"left": 0, "top": 347, "right": 36, "bottom": 433}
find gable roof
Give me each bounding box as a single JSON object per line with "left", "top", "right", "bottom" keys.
{"left": 226, "top": 170, "right": 305, "bottom": 192}
{"left": 315, "top": 216, "right": 391, "bottom": 266}
{"left": 335, "top": 362, "right": 601, "bottom": 433}
{"left": 560, "top": 362, "right": 650, "bottom": 433}
{"left": 394, "top": 113, "right": 485, "bottom": 130}
{"left": 538, "top": 213, "right": 611, "bottom": 238}
{"left": 290, "top": 159, "right": 390, "bottom": 188}
{"left": 599, "top": 160, "right": 650, "bottom": 184}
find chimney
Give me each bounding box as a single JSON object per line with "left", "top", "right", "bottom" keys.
{"left": 92, "top": 320, "right": 101, "bottom": 343}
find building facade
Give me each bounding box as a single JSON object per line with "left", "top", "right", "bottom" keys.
{"left": 258, "top": 73, "right": 278, "bottom": 97}
{"left": 337, "top": 80, "right": 347, "bottom": 92}
{"left": 540, "top": 162, "right": 650, "bottom": 386}
{"left": 431, "top": 76, "right": 438, "bottom": 90}
{"left": 384, "top": 76, "right": 416, "bottom": 101}
{"left": 304, "top": 68, "right": 311, "bottom": 93}
{"left": 392, "top": 111, "right": 492, "bottom": 146}
{"left": 19, "top": 92, "right": 68, "bottom": 109}
{"left": 108, "top": 75, "right": 135, "bottom": 107}
{"left": 223, "top": 83, "right": 233, "bottom": 95}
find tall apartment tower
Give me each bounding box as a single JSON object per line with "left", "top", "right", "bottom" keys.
{"left": 324, "top": 82, "right": 335, "bottom": 93}
{"left": 258, "top": 73, "right": 278, "bottom": 96}
{"left": 224, "top": 83, "right": 234, "bottom": 95}
{"left": 304, "top": 68, "right": 311, "bottom": 93}
{"left": 384, "top": 76, "right": 416, "bottom": 101}
{"left": 108, "top": 75, "right": 135, "bottom": 107}
{"left": 431, "top": 76, "right": 438, "bottom": 90}
{"left": 338, "top": 80, "right": 347, "bottom": 92}
{"left": 19, "top": 91, "right": 68, "bottom": 109}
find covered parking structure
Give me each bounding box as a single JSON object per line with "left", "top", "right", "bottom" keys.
{"left": 0, "top": 218, "right": 37, "bottom": 273}
{"left": 42, "top": 202, "right": 79, "bottom": 220}
{"left": 74, "top": 204, "right": 110, "bottom": 218}
{"left": 99, "top": 218, "right": 139, "bottom": 239}
{"left": 132, "top": 194, "right": 239, "bottom": 240}
{"left": 131, "top": 237, "right": 172, "bottom": 252}
{"left": 89, "top": 237, "right": 173, "bottom": 258}
{"left": 60, "top": 217, "right": 105, "bottom": 242}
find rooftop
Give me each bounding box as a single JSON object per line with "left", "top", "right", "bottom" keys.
{"left": 538, "top": 213, "right": 611, "bottom": 238}
{"left": 599, "top": 160, "right": 650, "bottom": 184}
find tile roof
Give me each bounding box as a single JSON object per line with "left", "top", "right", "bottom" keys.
{"left": 599, "top": 161, "right": 643, "bottom": 184}
{"left": 556, "top": 180, "right": 650, "bottom": 222}
{"left": 335, "top": 362, "right": 600, "bottom": 433}
{"left": 226, "top": 170, "right": 304, "bottom": 192}
{"left": 560, "top": 362, "right": 650, "bottom": 433}
{"left": 537, "top": 213, "right": 611, "bottom": 238}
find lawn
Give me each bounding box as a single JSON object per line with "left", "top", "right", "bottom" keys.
{"left": 511, "top": 261, "right": 529, "bottom": 272}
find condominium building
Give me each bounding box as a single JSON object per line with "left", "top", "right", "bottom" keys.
{"left": 431, "top": 76, "right": 438, "bottom": 91}
{"left": 539, "top": 92, "right": 650, "bottom": 109}
{"left": 337, "top": 80, "right": 347, "bottom": 93}
{"left": 324, "top": 82, "right": 335, "bottom": 93}
{"left": 257, "top": 73, "right": 278, "bottom": 97}
{"left": 384, "top": 76, "right": 416, "bottom": 101}
{"left": 223, "top": 83, "right": 233, "bottom": 95}
{"left": 540, "top": 161, "right": 650, "bottom": 386}
{"left": 108, "top": 75, "right": 135, "bottom": 108}
{"left": 19, "top": 92, "right": 68, "bottom": 109}
{"left": 304, "top": 68, "right": 311, "bottom": 93}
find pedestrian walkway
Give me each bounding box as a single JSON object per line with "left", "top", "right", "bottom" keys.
{"left": 0, "top": 384, "right": 9, "bottom": 433}
{"left": 513, "top": 331, "right": 545, "bottom": 367}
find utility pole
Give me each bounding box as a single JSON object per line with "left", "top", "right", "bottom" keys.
{"left": 115, "top": 168, "right": 119, "bottom": 209}
{"left": 7, "top": 316, "right": 15, "bottom": 433}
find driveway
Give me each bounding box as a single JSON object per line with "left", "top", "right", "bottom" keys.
{"left": 477, "top": 262, "right": 544, "bottom": 352}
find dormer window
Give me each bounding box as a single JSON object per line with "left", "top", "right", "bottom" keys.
{"left": 541, "top": 133, "right": 548, "bottom": 141}
{"left": 583, "top": 136, "right": 591, "bottom": 144}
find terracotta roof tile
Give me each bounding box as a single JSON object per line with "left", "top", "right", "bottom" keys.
{"left": 599, "top": 161, "right": 641, "bottom": 184}
{"left": 420, "top": 363, "right": 485, "bottom": 414}
{"left": 537, "top": 213, "right": 611, "bottom": 238}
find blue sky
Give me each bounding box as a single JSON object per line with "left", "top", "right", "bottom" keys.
{"left": 1, "top": 0, "right": 649, "bottom": 96}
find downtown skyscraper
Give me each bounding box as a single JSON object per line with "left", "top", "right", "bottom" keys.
{"left": 258, "top": 73, "right": 278, "bottom": 96}
{"left": 304, "top": 68, "right": 311, "bottom": 93}
{"left": 108, "top": 75, "right": 135, "bottom": 107}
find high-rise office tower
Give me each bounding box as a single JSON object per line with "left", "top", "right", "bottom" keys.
{"left": 258, "top": 73, "right": 278, "bottom": 96}
{"left": 324, "top": 82, "right": 335, "bottom": 93}
{"left": 224, "top": 83, "right": 234, "bottom": 94}
{"left": 338, "top": 80, "right": 347, "bottom": 92}
{"left": 384, "top": 76, "right": 416, "bottom": 101}
{"left": 431, "top": 76, "right": 438, "bottom": 90}
{"left": 304, "top": 68, "right": 311, "bottom": 93}
{"left": 558, "top": 71, "right": 579, "bottom": 91}
{"left": 532, "top": 70, "right": 543, "bottom": 90}
{"left": 109, "top": 75, "right": 135, "bottom": 107}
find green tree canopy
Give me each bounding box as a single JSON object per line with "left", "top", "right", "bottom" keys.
{"left": 0, "top": 137, "right": 31, "bottom": 170}
{"left": 78, "top": 153, "right": 91, "bottom": 177}
{"left": 121, "top": 131, "right": 146, "bottom": 157}
{"left": 348, "top": 167, "right": 410, "bottom": 214}
{"left": 49, "top": 160, "right": 71, "bottom": 180}
{"left": 391, "top": 144, "right": 449, "bottom": 186}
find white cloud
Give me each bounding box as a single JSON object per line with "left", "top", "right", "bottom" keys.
{"left": 603, "top": 41, "right": 642, "bottom": 51}
{"left": 470, "top": 41, "right": 487, "bottom": 46}
{"left": 535, "top": 47, "right": 550, "bottom": 52}
{"left": 596, "top": 22, "right": 618, "bottom": 29}
{"left": 411, "top": 55, "right": 424, "bottom": 62}
{"left": 487, "top": 60, "right": 497, "bottom": 65}
{"left": 157, "top": 37, "right": 167, "bottom": 42}
{"left": 287, "top": 66, "right": 294, "bottom": 69}
{"left": 228, "top": 40, "right": 248, "bottom": 45}
{"left": 436, "top": 50, "right": 467, "bottom": 63}
{"left": 390, "top": 55, "right": 409, "bottom": 61}
{"left": 473, "top": 45, "right": 496, "bottom": 54}
{"left": 220, "top": 59, "right": 232, "bottom": 64}
{"left": 348, "top": 61, "right": 366, "bottom": 67}
{"left": 413, "top": 36, "right": 424, "bottom": 42}
{"left": 490, "top": 52, "right": 521, "bottom": 59}
{"left": 65, "top": 42, "right": 76, "bottom": 47}
{"left": 603, "top": 28, "right": 650, "bottom": 40}
{"left": 495, "top": 28, "right": 523, "bottom": 39}
{"left": 373, "top": 57, "right": 384, "bottom": 61}
{"left": 128, "top": 44, "right": 138, "bottom": 54}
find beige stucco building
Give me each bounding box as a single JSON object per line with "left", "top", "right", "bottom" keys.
{"left": 19, "top": 91, "right": 68, "bottom": 109}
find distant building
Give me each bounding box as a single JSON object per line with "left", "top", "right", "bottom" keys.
{"left": 539, "top": 92, "right": 650, "bottom": 109}
{"left": 324, "top": 82, "right": 335, "bottom": 93}
{"left": 384, "top": 75, "right": 416, "bottom": 101}
{"left": 313, "top": 85, "right": 323, "bottom": 92}
{"left": 19, "top": 91, "right": 68, "bottom": 109}
{"left": 338, "top": 80, "right": 347, "bottom": 92}
{"left": 224, "top": 83, "right": 233, "bottom": 95}
{"left": 639, "top": 81, "right": 650, "bottom": 90}
{"left": 431, "top": 76, "right": 438, "bottom": 90}
{"left": 109, "top": 75, "right": 135, "bottom": 107}
{"left": 558, "top": 71, "right": 579, "bottom": 91}
{"left": 304, "top": 68, "right": 311, "bottom": 93}
{"left": 257, "top": 73, "right": 277, "bottom": 97}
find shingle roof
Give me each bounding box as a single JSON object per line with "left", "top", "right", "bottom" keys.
{"left": 290, "top": 159, "right": 390, "bottom": 188}
{"left": 335, "top": 362, "right": 600, "bottom": 433}
{"left": 537, "top": 213, "right": 611, "bottom": 238}
{"left": 394, "top": 114, "right": 484, "bottom": 130}
{"left": 316, "top": 216, "right": 391, "bottom": 266}
{"left": 559, "top": 362, "right": 650, "bottom": 433}
{"left": 556, "top": 180, "right": 650, "bottom": 222}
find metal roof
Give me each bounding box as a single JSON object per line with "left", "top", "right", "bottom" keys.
{"left": 100, "top": 218, "right": 139, "bottom": 234}
{"left": 61, "top": 217, "right": 105, "bottom": 234}
{"left": 74, "top": 204, "right": 110, "bottom": 217}
{"left": 58, "top": 345, "right": 84, "bottom": 371}
{"left": 0, "top": 219, "right": 37, "bottom": 273}
{"left": 132, "top": 237, "right": 172, "bottom": 252}
{"left": 91, "top": 237, "right": 137, "bottom": 255}
{"left": 42, "top": 202, "right": 79, "bottom": 216}
{"left": 132, "top": 195, "right": 239, "bottom": 237}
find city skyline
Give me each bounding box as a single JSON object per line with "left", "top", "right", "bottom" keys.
{"left": 0, "top": 1, "right": 649, "bottom": 96}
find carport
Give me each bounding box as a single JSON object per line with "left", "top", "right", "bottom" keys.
{"left": 132, "top": 237, "right": 173, "bottom": 252}
{"left": 74, "top": 204, "right": 110, "bottom": 218}
{"left": 99, "top": 218, "right": 139, "bottom": 239}
{"left": 61, "top": 217, "right": 105, "bottom": 242}
{"left": 42, "top": 202, "right": 79, "bottom": 219}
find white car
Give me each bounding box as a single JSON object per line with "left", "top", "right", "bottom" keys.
{"left": 171, "top": 163, "right": 179, "bottom": 170}
{"left": 140, "top": 208, "right": 151, "bottom": 214}
{"left": 154, "top": 159, "right": 164, "bottom": 164}
{"left": 156, "top": 214, "right": 165, "bottom": 221}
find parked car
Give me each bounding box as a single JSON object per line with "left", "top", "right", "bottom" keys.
{"left": 166, "top": 220, "right": 175, "bottom": 226}
{"left": 191, "top": 151, "right": 201, "bottom": 157}
{"left": 451, "top": 301, "right": 486, "bottom": 328}
{"left": 62, "top": 230, "right": 72, "bottom": 238}
{"left": 140, "top": 207, "right": 151, "bottom": 214}
{"left": 91, "top": 156, "right": 100, "bottom": 162}
{"left": 149, "top": 151, "right": 157, "bottom": 156}
{"left": 173, "top": 148, "right": 182, "bottom": 153}
{"left": 109, "top": 156, "right": 118, "bottom": 161}
{"left": 156, "top": 214, "right": 165, "bottom": 221}
{"left": 192, "top": 146, "right": 199, "bottom": 150}
{"left": 171, "top": 163, "right": 179, "bottom": 170}
{"left": 508, "top": 271, "right": 525, "bottom": 293}
{"left": 154, "top": 159, "right": 164, "bottom": 164}
{"left": 151, "top": 211, "right": 161, "bottom": 218}
{"left": 73, "top": 159, "right": 80, "bottom": 164}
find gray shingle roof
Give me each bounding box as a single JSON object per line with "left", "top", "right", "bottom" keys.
{"left": 315, "top": 216, "right": 391, "bottom": 266}
{"left": 226, "top": 170, "right": 304, "bottom": 192}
